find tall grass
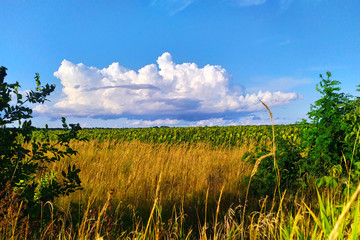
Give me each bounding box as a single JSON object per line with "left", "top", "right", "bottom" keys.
{"left": 52, "top": 140, "right": 252, "bottom": 208}
{"left": 2, "top": 139, "right": 360, "bottom": 239}
{"left": 46, "top": 140, "right": 253, "bottom": 238}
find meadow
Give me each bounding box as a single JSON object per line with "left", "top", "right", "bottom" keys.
{"left": 6, "top": 123, "right": 360, "bottom": 239}
{"left": 1, "top": 69, "right": 360, "bottom": 239}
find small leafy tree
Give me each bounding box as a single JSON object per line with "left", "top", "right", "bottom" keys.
{"left": 0, "top": 66, "right": 83, "bottom": 221}
{"left": 300, "top": 72, "right": 360, "bottom": 189}
{"left": 301, "top": 73, "right": 354, "bottom": 173}
{"left": 246, "top": 72, "right": 360, "bottom": 196}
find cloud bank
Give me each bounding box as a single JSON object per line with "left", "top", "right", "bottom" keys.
{"left": 35, "top": 52, "right": 299, "bottom": 122}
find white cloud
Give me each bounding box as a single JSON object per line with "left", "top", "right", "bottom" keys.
{"left": 127, "top": 118, "right": 180, "bottom": 127}
{"left": 34, "top": 52, "right": 299, "bottom": 121}
{"left": 194, "top": 114, "right": 287, "bottom": 127}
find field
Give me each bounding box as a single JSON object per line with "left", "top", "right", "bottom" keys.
{"left": 51, "top": 138, "right": 253, "bottom": 238}
{"left": 35, "top": 124, "right": 300, "bottom": 146}
{"left": 8, "top": 124, "right": 359, "bottom": 239}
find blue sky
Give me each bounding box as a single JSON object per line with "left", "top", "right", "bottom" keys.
{"left": 1, "top": 0, "right": 359, "bottom": 128}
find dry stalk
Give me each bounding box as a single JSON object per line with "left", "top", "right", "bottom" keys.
{"left": 144, "top": 171, "right": 163, "bottom": 237}
{"left": 242, "top": 151, "right": 274, "bottom": 239}
{"left": 241, "top": 100, "right": 278, "bottom": 240}
{"left": 260, "top": 100, "right": 280, "bottom": 189}
{"left": 95, "top": 188, "right": 114, "bottom": 239}
{"left": 329, "top": 181, "right": 360, "bottom": 240}
{"left": 213, "top": 185, "right": 225, "bottom": 240}
{"left": 201, "top": 188, "right": 210, "bottom": 240}
{"left": 251, "top": 153, "right": 275, "bottom": 178}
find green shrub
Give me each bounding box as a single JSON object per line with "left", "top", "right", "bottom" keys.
{"left": 247, "top": 72, "right": 360, "bottom": 196}
{"left": 301, "top": 72, "right": 359, "bottom": 176}
{"left": 245, "top": 135, "right": 304, "bottom": 196}
{"left": 0, "top": 66, "right": 83, "bottom": 224}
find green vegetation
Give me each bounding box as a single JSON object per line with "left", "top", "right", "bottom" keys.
{"left": 0, "top": 66, "right": 83, "bottom": 236}
{"left": 302, "top": 73, "right": 360, "bottom": 189}
{"left": 34, "top": 124, "right": 301, "bottom": 148}
{"left": 245, "top": 72, "right": 360, "bottom": 197}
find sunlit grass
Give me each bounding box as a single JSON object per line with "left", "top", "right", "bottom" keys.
{"left": 3, "top": 140, "right": 360, "bottom": 239}
{"left": 54, "top": 140, "right": 250, "bottom": 204}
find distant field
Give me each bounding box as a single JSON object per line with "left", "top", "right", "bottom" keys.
{"left": 34, "top": 124, "right": 301, "bottom": 146}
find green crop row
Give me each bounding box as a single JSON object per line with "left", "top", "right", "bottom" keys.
{"left": 33, "top": 124, "right": 303, "bottom": 147}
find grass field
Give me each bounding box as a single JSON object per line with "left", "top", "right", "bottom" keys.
{"left": 48, "top": 140, "right": 253, "bottom": 238}
{"left": 11, "top": 138, "right": 355, "bottom": 239}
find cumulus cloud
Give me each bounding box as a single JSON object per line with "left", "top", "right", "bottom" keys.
{"left": 194, "top": 114, "right": 288, "bottom": 127}
{"left": 127, "top": 118, "right": 180, "bottom": 127}
{"left": 195, "top": 118, "right": 237, "bottom": 127}
{"left": 34, "top": 52, "right": 299, "bottom": 121}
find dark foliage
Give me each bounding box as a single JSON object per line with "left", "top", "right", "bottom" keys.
{"left": 0, "top": 66, "right": 83, "bottom": 232}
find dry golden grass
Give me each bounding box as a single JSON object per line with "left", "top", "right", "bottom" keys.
{"left": 5, "top": 139, "right": 360, "bottom": 239}
{"left": 50, "top": 140, "right": 253, "bottom": 216}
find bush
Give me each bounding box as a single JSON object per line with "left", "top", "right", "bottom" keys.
{"left": 245, "top": 135, "right": 304, "bottom": 196}
{"left": 300, "top": 73, "right": 359, "bottom": 176}
{"left": 0, "top": 66, "right": 83, "bottom": 225}
{"left": 300, "top": 73, "right": 360, "bottom": 189}
{"left": 247, "top": 72, "right": 360, "bottom": 196}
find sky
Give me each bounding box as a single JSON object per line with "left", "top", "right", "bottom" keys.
{"left": 1, "top": 0, "right": 359, "bottom": 128}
